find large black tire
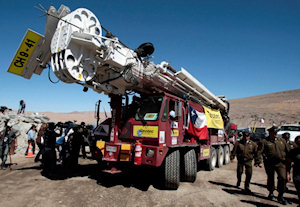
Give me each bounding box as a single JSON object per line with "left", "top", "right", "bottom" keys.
{"left": 223, "top": 145, "right": 230, "bottom": 165}
{"left": 164, "top": 150, "right": 180, "bottom": 190}
{"left": 206, "top": 148, "right": 217, "bottom": 171}
{"left": 216, "top": 146, "right": 224, "bottom": 168}
{"left": 182, "top": 149, "right": 197, "bottom": 182}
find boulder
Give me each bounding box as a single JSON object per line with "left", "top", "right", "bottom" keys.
{"left": 0, "top": 112, "right": 51, "bottom": 156}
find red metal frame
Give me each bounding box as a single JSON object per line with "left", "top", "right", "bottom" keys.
{"left": 101, "top": 92, "right": 230, "bottom": 173}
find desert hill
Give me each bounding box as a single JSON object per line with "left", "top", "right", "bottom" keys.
{"left": 44, "top": 111, "right": 106, "bottom": 125}
{"left": 43, "top": 89, "right": 300, "bottom": 128}
{"left": 229, "top": 89, "right": 300, "bottom": 128}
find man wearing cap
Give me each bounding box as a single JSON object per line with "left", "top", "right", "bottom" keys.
{"left": 282, "top": 132, "right": 296, "bottom": 151}
{"left": 256, "top": 126, "right": 290, "bottom": 205}
{"left": 230, "top": 131, "right": 258, "bottom": 194}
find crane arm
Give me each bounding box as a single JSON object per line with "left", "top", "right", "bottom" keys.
{"left": 7, "top": 5, "right": 228, "bottom": 112}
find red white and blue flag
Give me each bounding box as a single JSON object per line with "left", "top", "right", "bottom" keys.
{"left": 187, "top": 105, "right": 208, "bottom": 139}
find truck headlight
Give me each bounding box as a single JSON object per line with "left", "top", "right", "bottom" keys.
{"left": 146, "top": 148, "right": 155, "bottom": 157}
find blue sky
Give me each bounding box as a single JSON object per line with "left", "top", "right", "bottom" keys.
{"left": 1, "top": 0, "right": 300, "bottom": 113}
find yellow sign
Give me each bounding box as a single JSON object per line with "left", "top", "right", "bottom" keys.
{"left": 120, "top": 144, "right": 131, "bottom": 161}
{"left": 96, "top": 140, "right": 105, "bottom": 155}
{"left": 203, "top": 106, "right": 224, "bottom": 129}
{"left": 133, "top": 126, "right": 158, "bottom": 138}
{"left": 203, "top": 149, "right": 210, "bottom": 157}
{"left": 8, "top": 30, "right": 42, "bottom": 75}
{"left": 171, "top": 130, "right": 179, "bottom": 136}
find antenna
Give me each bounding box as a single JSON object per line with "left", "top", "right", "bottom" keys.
{"left": 34, "top": 4, "right": 83, "bottom": 31}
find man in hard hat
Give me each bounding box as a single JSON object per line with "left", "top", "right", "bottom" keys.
{"left": 230, "top": 131, "right": 258, "bottom": 194}
{"left": 256, "top": 126, "right": 290, "bottom": 205}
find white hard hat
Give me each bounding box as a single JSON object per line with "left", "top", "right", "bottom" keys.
{"left": 169, "top": 110, "right": 175, "bottom": 118}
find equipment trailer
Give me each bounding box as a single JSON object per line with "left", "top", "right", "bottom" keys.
{"left": 8, "top": 5, "right": 233, "bottom": 189}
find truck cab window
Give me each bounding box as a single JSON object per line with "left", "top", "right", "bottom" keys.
{"left": 135, "top": 96, "right": 163, "bottom": 121}
{"left": 161, "top": 100, "right": 168, "bottom": 122}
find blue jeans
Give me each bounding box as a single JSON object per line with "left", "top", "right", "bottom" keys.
{"left": 0, "top": 142, "right": 10, "bottom": 167}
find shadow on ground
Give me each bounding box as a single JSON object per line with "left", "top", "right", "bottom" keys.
{"left": 240, "top": 200, "right": 278, "bottom": 207}
{"left": 209, "top": 181, "right": 299, "bottom": 206}
{"left": 17, "top": 158, "right": 164, "bottom": 191}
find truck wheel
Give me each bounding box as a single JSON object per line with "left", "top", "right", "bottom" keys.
{"left": 216, "top": 146, "right": 224, "bottom": 168}
{"left": 182, "top": 149, "right": 197, "bottom": 182}
{"left": 206, "top": 148, "right": 217, "bottom": 171}
{"left": 223, "top": 145, "right": 230, "bottom": 165}
{"left": 164, "top": 150, "right": 180, "bottom": 190}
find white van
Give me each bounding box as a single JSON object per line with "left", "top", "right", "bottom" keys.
{"left": 277, "top": 124, "right": 300, "bottom": 142}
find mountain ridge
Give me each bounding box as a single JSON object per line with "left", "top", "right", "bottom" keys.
{"left": 41, "top": 89, "right": 300, "bottom": 128}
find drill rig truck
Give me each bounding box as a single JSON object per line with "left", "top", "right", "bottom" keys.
{"left": 8, "top": 5, "right": 233, "bottom": 189}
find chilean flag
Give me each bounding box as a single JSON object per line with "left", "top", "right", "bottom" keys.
{"left": 187, "top": 105, "right": 208, "bottom": 140}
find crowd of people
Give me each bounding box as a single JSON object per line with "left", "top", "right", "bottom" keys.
{"left": 0, "top": 120, "right": 95, "bottom": 176}
{"left": 231, "top": 126, "right": 300, "bottom": 206}
{"left": 32, "top": 121, "right": 94, "bottom": 176}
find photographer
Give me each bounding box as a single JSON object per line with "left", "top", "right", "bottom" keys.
{"left": 0, "top": 122, "right": 17, "bottom": 170}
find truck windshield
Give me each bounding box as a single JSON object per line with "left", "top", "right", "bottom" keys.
{"left": 135, "top": 96, "right": 163, "bottom": 121}
{"left": 280, "top": 126, "right": 300, "bottom": 131}
{"left": 254, "top": 128, "right": 266, "bottom": 134}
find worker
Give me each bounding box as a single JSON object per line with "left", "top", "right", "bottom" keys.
{"left": 68, "top": 125, "right": 82, "bottom": 167}
{"left": 0, "top": 123, "right": 17, "bottom": 170}
{"left": 256, "top": 126, "right": 290, "bottom": 205}
{"left": 61, "top": 122, "right": 75, "bottom": 167}
{"left": 169, "top": 110, "right": 176, "bottom": 120}
{"left": 25, "top": 124, "right": 36, "bottom": 156}
{"left": 287, "top": 136, "right": 300, "bottom": 207}
{"left": 18, "top": 100, "right": 26, "bottom": 114}
{"left": 79, "top": 122, "right": 87, "bottom": 159}
{"left": 63, "top": 124, "right": 82, "bottom": 168}
{"left": 230, "top": 131, "right": 258, "bottom": 194}
{"left": 282, "top": 132, "right": 296, "bottom": 150}
{"left": 128, "top": 95, "right": 140, "bottom": 118}
{"left": 34, "top": 123, "right": 48, "bottom": 163}
{"left": 42, "top": 122, "right": 62, "bottom": 175}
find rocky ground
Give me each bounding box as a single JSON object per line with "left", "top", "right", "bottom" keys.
{"left": 0, "top": 112, "right": 50, "bottom": 155}
{"left": 0, "top": 154, "right": 298, "bottom": 207}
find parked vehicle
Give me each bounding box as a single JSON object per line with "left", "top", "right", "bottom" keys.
{"left": 277, "top": 124, "right": 300, "bottom": 142}
{"left": 249, "top": 127, "right": 267, "bottom": 142}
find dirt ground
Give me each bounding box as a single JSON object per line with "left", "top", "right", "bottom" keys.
{"left": 0, "top": 154, "right": 298, "bottom": 207}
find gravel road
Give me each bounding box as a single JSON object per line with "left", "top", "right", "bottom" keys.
{"left": 0, "top": 154, "right": 298, "bottom": 207}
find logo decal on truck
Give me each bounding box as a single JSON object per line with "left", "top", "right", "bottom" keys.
{"left": 203, "top": 149, "right": 210, "bottom": 157}
{"left": 133, "top": 126, "right": 158, "bottom": 138}
{"left": 171, "top": 130, "right": 179, "bottom": 136}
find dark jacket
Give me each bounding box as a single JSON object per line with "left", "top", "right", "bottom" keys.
{"left": 257, "top": 136, "right": 289, "bottom": 164}
{"left": 287, "top": 147, "right": 300, "bottom": 176}
{"left": 44, "top": 129, "right": 61, "bottom": 149}
{"left": 0, "top": 128, "right": 16, "bottom": 145}
{"left": 231, "top": 139, "right": 258, "bottom": 162}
